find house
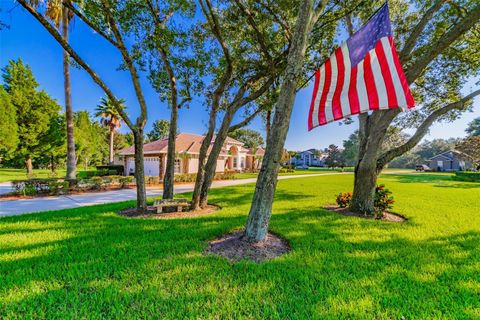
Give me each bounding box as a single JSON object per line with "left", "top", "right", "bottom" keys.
{"left": 290, "top": 149, "right": 325, "bottom": 167}
{"left": 428, "top": 150, "right": 473, "bottom": 172}
{"left": 116, "top": 133, "right": 262, "bottom": 177}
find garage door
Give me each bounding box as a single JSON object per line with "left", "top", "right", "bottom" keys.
{"left": 144, "top": 157, "right": 160, "bottom": 176}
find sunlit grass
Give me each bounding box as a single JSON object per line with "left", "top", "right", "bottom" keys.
{"left": 0, "top": 173, "right": 479, "bottom": 318}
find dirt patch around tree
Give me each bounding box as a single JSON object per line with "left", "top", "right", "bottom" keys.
{"left": 323, "top": 205, "right": 407, "bottom": 223}
{"left": 118, "top": 204, "right": 219, "bottom": 219}
{"left": 204, "top": 231, "right": 291, "bottom": 262}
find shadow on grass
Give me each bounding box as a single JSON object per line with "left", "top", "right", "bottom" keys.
{"left": 0, "top": 185, "right": 478, "bottom": 318}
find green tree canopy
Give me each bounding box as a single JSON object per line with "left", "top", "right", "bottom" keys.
{"left": 2, "top": 59, "right": 61, "bottom": 172}
{"left": 147, "top": 120, "right": 176, "bottom": 142}
{"left": 229, "top": 129, "right": 264, "bottom": 149}
{"left": 466, "top": 117, "right": 480, "bottom": 137}
{"left": 0, "top": 86, "right": 18, "bottom": 160}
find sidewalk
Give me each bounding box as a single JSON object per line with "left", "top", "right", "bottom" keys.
{"left": 0, "top": 173, "right": 341, "bottom": 217}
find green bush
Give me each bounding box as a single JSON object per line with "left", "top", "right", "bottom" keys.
{"left": 334, "top": 184, "right": 395, "bottom": 217}
{"left": 374, "top": 185, "right": 395, "bottom": 216}
{"left": 174, "top": 173, "right": 197, "bottom": 183}
{"left": 145, "top": 176, "right": 160, "bottom": 185}
{"left": 279, "top": 168, "right": 295, "bottom": 174}
{"left": 89, "top": 177, "right": 105, "bottom": 190}
{"left": 336, "top": 192, "right": 352, "bottom": 208}
{"left": 12, "top": 178, "right": 70, "bottom": 196}
{"left": 214, "top": 172, "right": 237, "bottom": 180}
{"left": 119, "top": 176, "right": 134, "bottom": 188}
{"left": 47, "top": 180, "right": 69, "bottom": 195}
{"left": 454, "top": 171, "right": 480, "bottom": 182}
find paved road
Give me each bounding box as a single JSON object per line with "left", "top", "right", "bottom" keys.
{"left": 0, "top": 182, "right": 12, "bottom": 195}
{"left": 0, "top": 173, "right": 344, "bottom": 217}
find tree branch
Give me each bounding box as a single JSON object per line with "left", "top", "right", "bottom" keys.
{"left": 405, "top": 4, "right": 480, "bottom": 83}
{"left": 228, "top": 107, "right": 263, "bottom": 132}
{"left": 100, "top": 0, "right": 148, "bottom": 127}
{"left": 63, "top": 2, "right": 120, "bottom": 49}
{"left": 199, "top": 0, "right": 234, "bottom": 112}
{"left": 399, "top": 0, "right": 446, "bottom": 62}
{"left": 233, "top": 0, "right": 271, "bottom": 61}
{"left": 256, "top": 0, "right": 292, "bottom": 40}
{"left": 17, "top": 0, "right": 134, "bottom": 130}
{"left": 377, "top": 89, "right": 480, "bottom": 169}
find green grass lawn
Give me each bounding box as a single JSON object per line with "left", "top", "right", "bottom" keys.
{"left": 234, "top": 168, "right": 334, "bottom": 179}
{"left": 0, "top": 168, "right": 68, "bottom": 182}
{"left": 1, "top": 173, "right": 479, "bottom": 318}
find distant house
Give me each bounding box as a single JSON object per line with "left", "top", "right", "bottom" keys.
{"left": 116, "top": 133, "right": 262, "bottom": 177}
{"left": 428, "top": 150, "right": 473, "bottom": 172}
{"left": 290, "top": 149, "right": 325, "bottom": 167}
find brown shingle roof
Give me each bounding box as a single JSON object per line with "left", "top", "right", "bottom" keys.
{"left": 118, "top": 133, "right": 232, "bottom": 156}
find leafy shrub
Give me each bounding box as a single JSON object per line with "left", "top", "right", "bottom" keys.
{"left": 47, "top": 180, "right": 69, "bottom": 195}
{"left": 279, "top": 168, "right": 295, "bottom": 174}
{"left": 214, "top": 172, "right": 237, "bottom": 180}
{"left": 335, "top": 185, "right": 395, "bottom": 216}
{"left": 145, "top": 176, "right": 160, "bottom": 185}
{"left": 336, "top": 192, "right": 352, "bottom": 208}
{"left": 374, "top": 185, "right": 395, "bottom": 216}
{"left": 12, "top": 179, "right": 70, "bottom": 196}
{"left": 89, "top": 177, "right": 105, "bottom": 190}
{"left": 119, "top": 176, "right": 134, "bottom": 188}
{"left": 174, "top": 174, "right": 197, "bottom": 183}
{"left": 454, "top": 171, "right": 480, "bottom": 182}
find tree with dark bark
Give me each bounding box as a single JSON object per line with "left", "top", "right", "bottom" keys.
{"left": 243, "top": 0, "right": 325, "bottom": 242}
{"left": 122, "top": 0, "right": 198, "bottom": 201}
{"left": 190, "top": 0, "right": 344, "bottom": 210}
{"left": 346, "top": 1, "right": 480, "bottom": 214}
{"left": 18, "top": 0, "right": 152, "bottom": 213}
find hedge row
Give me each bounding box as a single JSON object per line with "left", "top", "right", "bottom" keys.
{"left": 454, "top": 171, "right": 480, "bottom": 182}
{"left": 12, "top": 176, "right": 134, "bottom": 196}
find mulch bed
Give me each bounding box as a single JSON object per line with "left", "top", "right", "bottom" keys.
{"left": 118, "top": 204, "right": 219, "bottom": 219}
{"left": 205, "top": 231, "right": 291, "bottom": 262}
{"left": 323, "top": 205, "right": 407, "bottom": 223}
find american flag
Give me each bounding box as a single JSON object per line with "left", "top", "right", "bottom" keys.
{"left": 308, "top": 3, "right": 415, "bottom": 130}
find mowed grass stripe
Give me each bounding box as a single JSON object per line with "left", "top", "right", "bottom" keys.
{"left": 0, "top": 173, "right": 479, "bottom": 319}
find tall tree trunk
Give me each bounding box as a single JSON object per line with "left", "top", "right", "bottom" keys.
{"left": 109, "top": 129, "right": 115, "bottom": 164}
{"left": 350, "top": 113, "right": 390, "bottom": 214}
{"left": 163, "top": 104, "right": 177, "bottom": 200}
{"left": 191, "top": 109, "right": 217, "bottom": 210}
{"left": 26, "top": 156, "right": 33, "bottom": 176}
{"left": 244, "top": 0, "right": 314, "bottom": 242}
{"left": 50, "top": 154, "right": 56, "bottom": 173}
{"left": 133, "top": 128, "right": 147, "bottom": 214}
{"left": 265, "top": 109, "right": 271, "bottom": 137}
{"left": 198, "top": 106, "right": 237, "bottom": 208}
{"left": 63, "top": 6, "right": 76, "bottom": 181}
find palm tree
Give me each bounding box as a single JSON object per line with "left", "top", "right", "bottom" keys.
{"left": 95, "top": 97, "right": 125, "bottom": 164}
{"left": 44, "top": 0, "right": 76, "bottom": 180}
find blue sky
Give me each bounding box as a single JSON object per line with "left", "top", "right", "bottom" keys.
{"left": 1, "top": 2, "right": 479, "bottom": 151}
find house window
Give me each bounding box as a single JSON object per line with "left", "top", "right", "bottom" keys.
{"left": 240, "top": 158, "right": 245, "bottom": 168}
{"left": 174, "top": 159, "right": 181, "bottom": 173}
{"left": 233, "top": 157, "right": 238, "bottom": 168}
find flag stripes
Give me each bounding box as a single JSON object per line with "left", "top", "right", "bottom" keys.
{"left": 308, "top": 36, "right": 415, "bottom": 130}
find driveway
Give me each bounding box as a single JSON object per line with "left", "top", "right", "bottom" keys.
{"left": 0, "top": 173, "right": 343, "bottom": 217}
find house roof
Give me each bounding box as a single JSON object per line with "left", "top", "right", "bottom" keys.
{"left": 247, "top": 147, "right": 265, "bottom": 156}
{"left": 428, "top": 150, "right": 461, "bottom": 161}
{"left": 118, "top": 133, "right": 243, "bottom": 156}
